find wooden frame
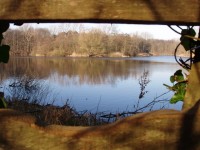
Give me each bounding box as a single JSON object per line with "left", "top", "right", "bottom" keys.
{"left": 0, "top": 0, "right": 199, "bottom": 25}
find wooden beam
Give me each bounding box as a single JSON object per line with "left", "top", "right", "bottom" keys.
{"left": 1, "top": 108, "right": 200, "bottom": 149}
{"left": 183, "top": 62, "right": 200, "bottom": 110}
{"left": 0, "top": 0, "right": 199, "bottom": 25}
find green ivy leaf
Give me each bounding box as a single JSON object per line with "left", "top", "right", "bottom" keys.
{"left": 0, "top": 45, "right": 10, "bottom": 63}
{"left": 180, "top": 28, "right": 196, "bottom": 51}
{"left": 181, "top": 29, "right": 188, "bottom": 35}
{"left": 188, "top": 28, "right": 196, "bottom": 37}
{"left": 181, "top": 28, "right": 196, "bottom": 37}
{"left": 180, "top": 37, "right": 191, "bottom": 51}
{"left": 174, "top": 70, "right": 184, "bottom": 82}
{"left": 168, "top": 82, "right": 186, "bottom": 103}
{"left": 164, "top": 69, "right": 187, "bottom": 104}
{"left": 170, "top": 93, "right": 184, "bottom": 104}
{"left": 170, "top": 75, "right": 175, "bottom": 83}
{"left": 174, "top": 70, "right": 182, "bottom": 76}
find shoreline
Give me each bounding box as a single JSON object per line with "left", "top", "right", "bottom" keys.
{"left": 11, "top": 53, "right": 189, "bottom": 59}
{"left": 11, "top": 50, "right": 190, "bottom": 58}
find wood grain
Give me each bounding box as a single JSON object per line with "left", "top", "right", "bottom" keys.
{"left": 0, "top": 0, "right": 199, "bottom": 25}
{"left": 0, "top": 107, "right": 200, "bottom": 149}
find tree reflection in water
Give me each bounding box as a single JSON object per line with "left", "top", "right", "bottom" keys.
{"left": 0, "top": 69, "right": 171, "bottom": 124}
{"left": 0, "top": 57, "right": 182, "bottom": 115}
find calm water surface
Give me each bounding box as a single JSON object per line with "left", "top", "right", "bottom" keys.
{"left": 0, "top": 56, "right": 184, "bottom": 113}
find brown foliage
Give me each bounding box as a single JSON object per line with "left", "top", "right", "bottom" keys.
{"left": 3, "top": 25, "right": 185, "bottom": 57}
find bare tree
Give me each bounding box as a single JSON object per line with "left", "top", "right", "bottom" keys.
{"left": 3, "top": 24, "right": 182, "bottom": 57}
{"left": 21, "top": 24, "right": 35, "bottom": 55}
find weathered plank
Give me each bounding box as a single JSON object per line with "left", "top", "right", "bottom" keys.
{"left": 183, "top": 62, "right": 200, "bottom": 110}
{"left": 1, "top": 107, "right": 200, "bottom": 150}
{"left": 0, "top": 0, "right": 199, "bottom": 25}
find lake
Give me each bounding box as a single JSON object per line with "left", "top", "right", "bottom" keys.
{"left": 0, "top": 56, "right": 184, "bottom": 113}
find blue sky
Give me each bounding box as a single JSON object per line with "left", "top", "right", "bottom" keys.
{"left": 10, "top": 23, "right": 195, "bottom": 40}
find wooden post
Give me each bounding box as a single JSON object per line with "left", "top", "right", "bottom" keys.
{"left": 183, "top": 27, "right": 200, "bottom": 110}
{"left": 183, "top": 62, "right": 200, "bottom": 110}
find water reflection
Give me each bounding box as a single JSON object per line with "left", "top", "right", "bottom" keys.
{"left": 0, "top": 56, "right": 183, "bottom": 112}
{"left": 0, "top": 57, "right": 178, "bottom": 84}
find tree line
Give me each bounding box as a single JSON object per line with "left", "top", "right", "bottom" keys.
{"left": 3, "top": 24, "right": 187, "bottom": 57}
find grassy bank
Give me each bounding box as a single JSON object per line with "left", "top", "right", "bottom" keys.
{"left": 6, "top": 99, "right": 108, "bottom": 126}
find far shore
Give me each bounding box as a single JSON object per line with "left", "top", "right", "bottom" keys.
{"left": 12, "top": 52, "right": 189, "bottom": 58}
{"left": 31, "top": 52, "right": 189, "bottom": 58}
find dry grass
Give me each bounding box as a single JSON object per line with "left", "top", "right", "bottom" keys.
{"left": 6, "top": 99, "right": 107, "bottom": 126}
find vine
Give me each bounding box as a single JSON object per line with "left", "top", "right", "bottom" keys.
{"left": 0, "top": 22, "right": 10, "bottom": 63}
{"left": 163, "top": 70, "right": 187, "bottom": 103}
{"left": 164, "top": 26, "right": 200, "bottom": 104}
{"left": 0, "top": 22, "right": 10, "bottom": 108}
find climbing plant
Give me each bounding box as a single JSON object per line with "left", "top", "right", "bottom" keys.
{"left": 0, "top": 22, "right": 10, "bottom": 108}
{"left": 164, "top": 70, "right": 187, "bottom": 104}
{"left": 164, "top": 26, "right": 200, "bottom": 104}
{"left": 0, "top": 22, "right": 10, "bottom": 63}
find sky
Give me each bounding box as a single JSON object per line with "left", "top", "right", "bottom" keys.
{"left": 10, "top": 23, "right": 197, "bottom": 40}
{"left": 117, "top": 24, "right": 180, "bottom": 40}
